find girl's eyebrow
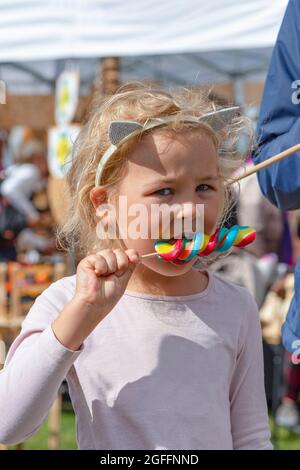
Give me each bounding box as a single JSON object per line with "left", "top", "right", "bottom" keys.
{"left": 197, "top": 175, "right": 219, "bottom": 181}
{"left": 143, "top": 175, "right": 219, "bottom": 189}
{"left": 160, "top": 175, "right": 219, "bottom": 183}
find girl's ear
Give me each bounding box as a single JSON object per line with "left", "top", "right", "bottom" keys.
{"left": 90, "top": 186, "right": 108, "bottom": 211}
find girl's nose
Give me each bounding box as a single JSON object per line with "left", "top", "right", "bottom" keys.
{"left": 174, "top": 202, "right": 204, "bottom": 235}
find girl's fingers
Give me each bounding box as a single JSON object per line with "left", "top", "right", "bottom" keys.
{"left": 113, "top": 249, "right": 130, "bottom": 276}
{"left": 125, "top": 248, "right": 140, "bottom": 265}
{"left": 83, "top": 248, "right": 140, "bottom": 277}
{"left": 97, "top": 249, "right": 118, "bottom": 274}
{"left": 99, "top": 249, "right": 140, "bottom": 276}
{"left": 94, "top": 256, "right": 109, "bottom": 276}
{"left": 84, "top": 254, "right": 109, "bottom": 276}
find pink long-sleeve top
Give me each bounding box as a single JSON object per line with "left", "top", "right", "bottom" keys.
{"left": 0, "top": 270, "right": 272, "bottom": 450}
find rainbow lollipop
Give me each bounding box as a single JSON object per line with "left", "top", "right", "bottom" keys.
{"left": 141, "top": 225, "right": 256, "bottom": 263}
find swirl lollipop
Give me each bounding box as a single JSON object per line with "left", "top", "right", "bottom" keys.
{"left": 141, "top": 225, "right": 256, "bottom": 264}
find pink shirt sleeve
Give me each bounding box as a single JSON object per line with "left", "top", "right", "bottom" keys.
{"left": 0, "top": 278, "right": 83, "bottom": 445}
{"left": 229, "top": 291, "right": 273, "bottom": 450}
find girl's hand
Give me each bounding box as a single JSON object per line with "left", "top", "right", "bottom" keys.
{"left": 74, "top": 248, "right": 140, "bottom": 320}
{"left": 52, "top": 248, "right": 140, "bottom": 351}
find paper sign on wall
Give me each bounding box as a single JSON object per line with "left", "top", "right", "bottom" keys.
{"left": 48, "top": 125, "right": 80, "bottom": 178}
{"left": 55, "top": 70, "right": 79, "bottom": 125}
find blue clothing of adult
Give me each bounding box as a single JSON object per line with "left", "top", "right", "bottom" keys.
{"left": 253, "top": 0, "right": 300, "bottom": 354}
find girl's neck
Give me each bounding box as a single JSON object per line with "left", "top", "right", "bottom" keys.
{"left": 126, "top": 264, "right": 209, "bottom": 297}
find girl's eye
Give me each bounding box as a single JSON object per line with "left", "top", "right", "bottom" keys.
{"left": 153, "top": 185, "right": 213, "bottom": 196}
{"left": 196, "top": 184, "right": 212, "bottom": 192}
{"left": 154, "top": 188, "right": 173, "bottom": 196}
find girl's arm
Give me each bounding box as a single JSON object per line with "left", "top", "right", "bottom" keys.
{"left": 229, "top": 292, "right": 273, "bottom": 450}
{"left": 0, "top": 248, "right": 139, "bottom": 445}
{"left": 0, "top": 280, "right": 84, "bottom": 445}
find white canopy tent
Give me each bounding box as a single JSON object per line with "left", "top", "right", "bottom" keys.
{"left": 0, "top": 0, "right": 289, "bottom": 96}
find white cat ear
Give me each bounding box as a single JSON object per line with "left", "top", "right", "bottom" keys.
{"left": 108, "top": 108, "right": 239, "bottom": 145}
{"left": 108, "top": 121, "right": 143, "bottom": 146}
{"left": 198, "top": 107, "right": 239, "bottom": 131}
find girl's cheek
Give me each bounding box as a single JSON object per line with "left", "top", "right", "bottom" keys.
{"left": 123, "top": 236, "right": 155, "bottom": 256}
{"left": 203, "top": 195, "right": 222, "bottom": 233}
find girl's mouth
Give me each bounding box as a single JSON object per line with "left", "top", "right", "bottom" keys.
{"left": 163, "top": 234, "right": 194, "bottom": 244}
{"left": 158, "top": 234, "right": 196, "bottom": 266}
{"left": 160, "top": 236, "right": 180, "bottom": 245}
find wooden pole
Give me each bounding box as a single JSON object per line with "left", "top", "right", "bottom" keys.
{"left": 225, "top": 143, "right": 300, "bottom": 187}
{"left": 95, "top": 57, "right": 120, "bottom": 96}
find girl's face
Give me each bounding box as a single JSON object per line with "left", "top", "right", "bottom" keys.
{"left": 95, "top": 128, "right": 223, "bottom": 277}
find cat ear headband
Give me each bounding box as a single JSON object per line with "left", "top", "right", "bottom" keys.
{"left": 94, "top": 106, "right": 239, "bottom": 186}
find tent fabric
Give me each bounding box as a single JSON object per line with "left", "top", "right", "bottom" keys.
{"left": 0, "top": 0, "right": 289, "bottom": 62}
{"left": 0, "top": 49, "right": 273, "bottom": 95}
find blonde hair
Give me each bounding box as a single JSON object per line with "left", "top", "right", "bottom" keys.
{"left": 56, "top": 81, "right": 252, "bottom": 260}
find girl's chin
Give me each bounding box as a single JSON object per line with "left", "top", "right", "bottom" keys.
{"left": 144, "top": 257, "right": 196, "bottom": 277}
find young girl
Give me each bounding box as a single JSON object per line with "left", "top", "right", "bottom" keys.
{"left": 0, "top": 83, "right": 272, "bottom": 450}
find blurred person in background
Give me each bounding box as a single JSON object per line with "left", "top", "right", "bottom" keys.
{"left": 0, "top": 139, "right": 49, "bottom": 226}
{"left": 0, "top": 139, "right": 54, "bottom": 261}
{"left": 0, "top": 129, "right": 8, "bottom": 172}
